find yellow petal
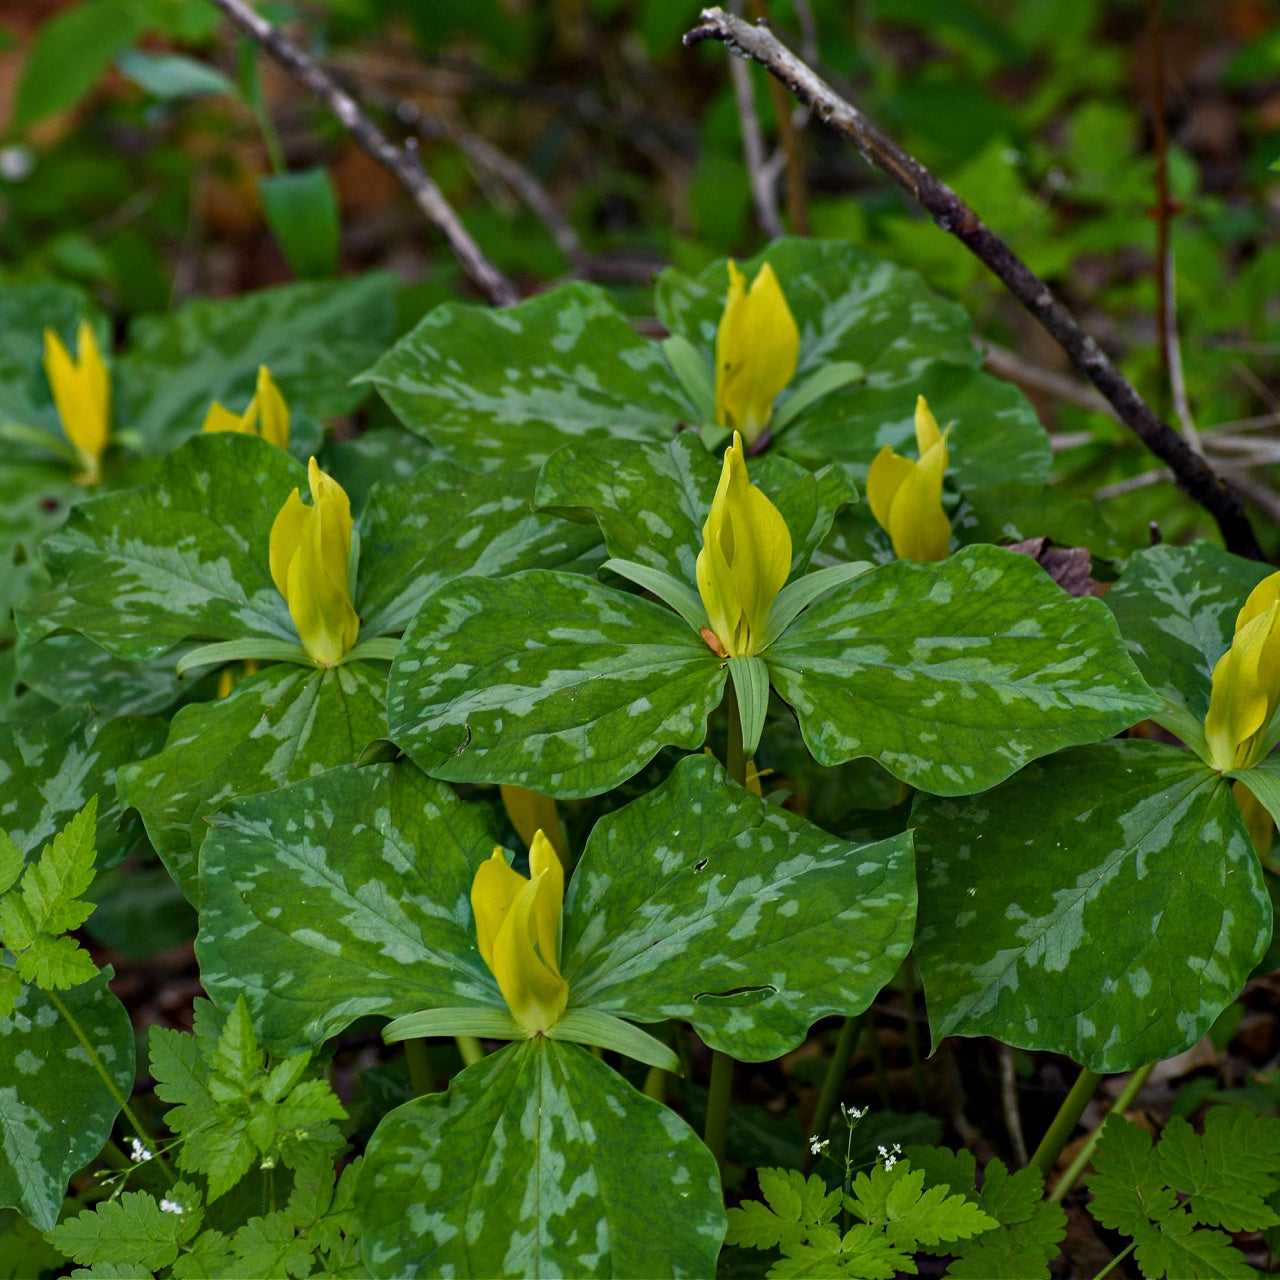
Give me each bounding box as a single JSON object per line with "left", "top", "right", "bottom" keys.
{"left": 1205, "top": 599, "right": 1280, "bottom": 769}
{"left": 866, "top": 401, "right": 952, "bottom": 563}
{"left": 255, "top": 366, "right": 290, "bottom": 450}
{"left": 471, "top": 849, "right": 528, "bottom": 971}
{"left": 500, "top": 786, "right": 568, "bottom": 863}
{"left": 490, "top": 873, "right": 569, "bottom": 1033}
{"left": 714, "top": 261, "right": 800, "bottom": 447}
{"left": 269, "top": 489, "right": 308, "bottom": 597}
{"left": 914, "top": 395, "right": 943, "bottom": 454}
{"left": 866, "top": 445, "right": 914, "bottom": 534}
{"left": 43, "top": 321, "right": 110, "bottom": 479}
{"left": 528, "top": 830, "right": 564, "bottom": 969}
{"left": 696, "top": 432, "right": 791, "bottom": 656}
{"left": 1236, "top": 572, "right": 1280, "bottom": 632}
{"left": 202, "top": 401, "right": 250, "bottom": 435}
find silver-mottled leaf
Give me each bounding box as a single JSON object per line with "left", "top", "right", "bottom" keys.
{"left": 358, "top": 1039, "right": 725, "bottom": 1279}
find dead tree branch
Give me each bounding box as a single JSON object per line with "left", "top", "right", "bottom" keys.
{"left": 684, "top": 7, "right": 1263, "bottom": 559}
{"left": 209, "top": 0, "right": 519, "bottom": 307}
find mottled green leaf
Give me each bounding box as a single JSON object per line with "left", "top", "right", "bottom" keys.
{"left": 118, "top": 662, "right": 387, "bottom": 901}
{"left": 387, "top": 570, "right": 724, "bottom": 797}
{"left": 0, "top": 972, "right": 134, "bottom": 1231}
{"left": 357, "top": 461, "right": 601, "bottom": 638}
{"left": 0, "top": 708, "right": 164, "bottom": 870}
{"left": 1105, "top": 542, "right": 1272, "bottom": 750}
{"left": 118, "top": 275, "right": 395, "bottom": 452}
{"left": 768, "top": 545, "right": 1158, "bottom": 795}
{"left": 914, "top": 739, "right": 1270, "bottom": 1071}
{"left": 24, "top": 433, "right": 304, "bottom": 660}
{"left": 0, "top": 462, "right": 80, "bottom": 641}
{"left": 319, "top": 426, "right": 440, "bottom": 513}
{"left": 362, "top": 282, "right": 696, "bottom": 471}
{"left": 196, "top": 762, "right": 499, "bottom": 1053}
{"left": 358, "top": 1039, "right": 725, "bottom": 1279}
{"left": 535, "top": 431, "right": 856, "bottom": 583}
{"left": 562, "top": 755, "right": 916, "bottom": 1060}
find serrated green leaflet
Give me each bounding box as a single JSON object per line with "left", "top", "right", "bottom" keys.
{"left": 1105, "top": 542, "right": 1272, "bottom": 749}
{"left": 118, "top": 662, "right": 387, "bottom": 902}
{"left": 0, "top": 707, "right": 163, "bottom": 871}
{"left": 356, "top": 461, "right": 602, "bottom": 638}
{"left": 535, "top": 432, "right": 856, "bottom": 583}
{"left": 117, "top": 275, "right": 395, "bottom": 453}
{"left": 562, "top": 755, "right": 916, "bottom": 1060}
{"left": 768, "top": 545, "right": 1159, "bottom": 795}
{"left": 0, "top": 971, "right": 134, "bottom": 1231}
{"left": 196, "top": 761, "right": 500, "bottom": 1053}
{"left": 24, "top": 433, "right": 304, "bottom": 660}
{"left": 913, "top": 739, "right": 1271, "bottom": 1071}
{"left": 357, "top": 1039, "right": 725, "bottom": 1279}
{"left": 361, "top": 282, "right": 697, "bottom": 470}
{"left": 387, "top": 569, "right": 725, "bottom": 797}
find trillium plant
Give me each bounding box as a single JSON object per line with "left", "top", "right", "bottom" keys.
{"left": 2, "top": 223, "right": 1277, "bottom": 1279}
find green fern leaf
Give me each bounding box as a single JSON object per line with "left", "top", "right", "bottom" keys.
{"left": 0, "top": 828, "right": 22, "bottom": 894}
{"left": 849, "top": 1163, "right": 996, "bottom": 1249}
{"left": 1134, "top": 1206, "right": 1256, "bottom": 1280}
{"left": 15, "top": 932, "right": 98, "bottom": 991}
{"left": 771, "top": 1223, "right": 914, "bottom": 1279}
{"left": 228, "top": 1211, "right": 315, "bottom": 1279}
{"left": 46, "top": 1183, "right": 201, "bottom": 1270}
{"left": 1086, "top": 1115, "right": 1177, "bottom": 1235}
{"left": 1159, "top": 1108, "right": 1280, "bottom": 1232}
{"left": 726, "top": 1169, "right": 840, "bottom": 1250}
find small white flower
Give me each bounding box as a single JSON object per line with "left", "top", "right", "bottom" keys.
{"left": 159, "top": 1199, "right": 185, "bottom": 1215}
{"left": 809, "top": 1136, "right": 829, "bottom": 1156}
{"left": 128, "top": 1138, "right": 153, "bottom": 1163}
{"left": 877, "top": 1142, "right": 902, "bottom": 1171}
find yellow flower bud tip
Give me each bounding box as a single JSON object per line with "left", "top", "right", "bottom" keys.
{"left": 43, "top": 321, "right": 110, "bottom": 483}
{"left": 696, "top": 430, "right": 792, "bottom": 658}
{"left": 865, "top": 395, "right": 953, "bottom": 563}
{"left": 201, "top": 365, "right": 290, "bottom": 449}
{"left": 1205, "top": 572, "right": 1280, "bottom": 771}
{"left": 268, "top": 458, "right": 359, "bottom": 667}
{"left": 714, "top": 260, "right": 800, "bottom": 448}
{"left": 470, "top": 832, "right": 568, "bottom": 1035}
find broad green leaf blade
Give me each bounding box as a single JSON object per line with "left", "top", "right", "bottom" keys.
{"left": 0, "top": 463, "right": 83, "bottom": 642}
{"left": 661, "top": 334, "right": 716, "bottom": 424}
{"left": 197, "top": 761, "right": 499, "bottom": 1053}
{"left": 768, "top": 545, "right": 1159, "bottom": 796}
{"left": 601, "top": 559, "right": 706, "bottom": 632}
{"left": 536, "top": 432, "right": 854, "bottom": 583}
{"left": 387, "top": 570, "right": 724, "bottom": 798}
{"left": 357, "top": 1039, "right": 725, "bottom": 1279}
{"left": 0, "top": 707, "right": 164, "bottom": 871}
{"left": 118, "top": 662, "right": 387, "bottom": 901}
{"left": 383, "top": 1008, "right": 523, "bottom": 1044}
{"left": 0, "top": 972, "right": 134, "bottom": 1231}
{"left": 118, "top": 275, "right": 395, "bottom": 453}
{"left": 759, "top": 560, "right": 875, "bottom": 651}
{"left": 356, "top": 461, "right": 601, "bottom": 639}
{"left": 258, "top": 168, "right": 340, "bottom": 280}
{"left": 25, "top": 433, "right": 304, "bottom": 659}
{"left": 361, "top": 282, "right": 697, "bottom": 471}
{"left": 549, "top": 1010, "right": 681, "bottom": 1072}
{"left": 115, "top": 48, "right": 237, "bottom": 99}
{"left": 1105, "top": 542, "right": 1272, "bottom": 749}
{"left": 562, "top": 755, "right": 916, "bottom": 1060}
{"left": 913, "top": 739, "right": 1271, "bottom": 1072}
{"left": 1228, "top": 759, "right": 1280, "bottom": 836}
{"left": 770, "top": 360, "right": 865, "bottom": 434}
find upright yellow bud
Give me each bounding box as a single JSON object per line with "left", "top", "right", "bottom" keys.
{"left": 866, "top": 395, "right": 952, "bottom": 562}
{"left": 269, "top": 458, "right": 359, "bottom": 667}
{"left": 1204, "top": 572, "right": 1280, "bottom": 771}
{"left": 470, "top": 831, "right": 568, "bottom": 1034}
{"left": 43, "top": 321, "right": 110, "bottom": 485}
{"left": 696, "top": 431, "right": 792, "bottom": 657}
{"left": 202, "top": 365, "right": 290, "bottom": 450}
{"left": 715, "top": 261, "right": 800, "bottom": 448}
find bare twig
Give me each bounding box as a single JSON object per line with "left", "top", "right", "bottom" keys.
{"left": 748, "top": 1, "right": 810, "bottom": 234}
{"left": 999, "top": 1044, "right": 1028, "bottom": 1168}
{"left": 209, "top": 0, "right": 519, "bottom": 306}
{"left": 1095, "top": 470, "right": 1171, "bottom": 500}
{"left": 728, "top": 0, "right": 784, "bottom": 237}
{"left": 684, "top": 7, "right": 1263, "bottom": 559}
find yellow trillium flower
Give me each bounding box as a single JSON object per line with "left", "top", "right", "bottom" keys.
{"left": 202, "top": 365, "right": 290, "bottom": 450}
{"left": 269, "top": 458, "right": 360, "bottom": 667}
{"left": 470, "top": 831, "right": 568, "bottom": 1034}
{"left": 1204, "top": 572, "right": 1280, "bottom": 771}
{"left": 715, "top": 260, "right": 800, "bottom": 448}
{"left": 43, "top": 321, "right": 110, "bottom": 485}
{"left": 866, "top": 395, "right": 953, "bottom": 562}
{"left": 696, "top": 430, "right": 792, "bottom": 658}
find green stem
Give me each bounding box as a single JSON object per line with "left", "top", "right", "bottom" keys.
{"left": 864, "top": 1016, "right": 891, "bottom": 1108}
{"left": 643, "top": 1065, "right": 666, "bottom": 1103}
{"left": 1028, "top": 1065, "right": 1102, "bottom": 1178}
{"left": 803, "top": 1015, "right": 861, "bottom": 1172}
{"left": 404, "top": 1038, "right": 434, "bottom": 1096}
{"left": 239, "top": 41, "right": 287, "bottom": 175}
{"left": 44, "top": 987, "right": 172, "bottom": 1187}
{"left": 1050, "top": 1063, "right": 1154, "bottom": 1203}
{"left": 704, "top": 1047, "right": 733, "bottom": 1168}
{"left": 726, "top": 684, "right": 746, "bottom": 787}
{"left": 455, "top": 1035, "right": 485, "bottom": 1068}
{"left": 1090, "top": 1238, "right": 1137, "bottom": 1280}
